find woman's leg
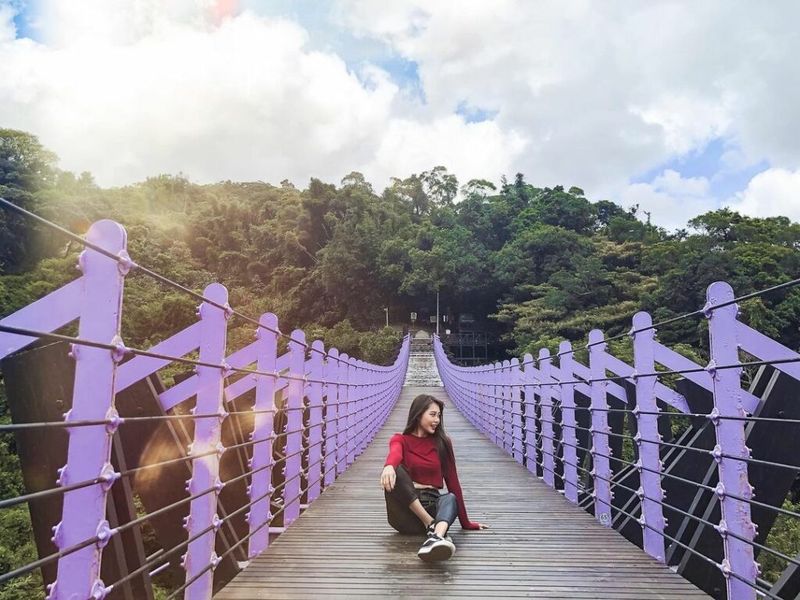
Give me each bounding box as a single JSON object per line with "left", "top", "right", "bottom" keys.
{"left": 432, "top": 492, "right": 458, "bottom": 537}
{"left": 384, "top": 466, "right": 434, "bottom": 533}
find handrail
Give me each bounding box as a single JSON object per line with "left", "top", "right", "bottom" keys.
{"left": 434, "top": 279, "right": 800, "bottom": 600}
{"left": 0, "top": 200, "right": 410, "bottom": 600}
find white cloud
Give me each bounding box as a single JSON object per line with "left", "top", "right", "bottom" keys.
{"left": 2, "top": 0, "right": 800, "bottom": 216}
{"left": 364, "top": 115, "right": 527, "bottom": 186}
{"left": 336, "top": 1, "right": 800, "bottom": 204}
{"left": 728, "top": 168, "right": 800, "bottom": 223}
{"left": 617, "top": 170, "right": 716, "bottom": 231}
{"left": 0, "top": 0, "right": 524, "bottom": 188}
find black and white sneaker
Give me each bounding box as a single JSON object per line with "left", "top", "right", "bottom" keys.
{"left": 417, "top": 533, "right": 456, "bottom": 562}
{"left": 426, "top": 522, "right": 453, "bottom": 543}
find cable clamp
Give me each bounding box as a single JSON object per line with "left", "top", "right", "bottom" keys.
{"left": 212, "top": 514, "right": 223, "bottom": 531}
{"left": 51, "top": 521, "right": 63, "bottom": 548}
{"left": 105, "top": 407, "right": 123, "bottom": 434}
{"left": 223, "top": 303, "right": 234, "bottom": 320}
{"left": 45, "top": 581, "right": 58, "bottom": 600}
{"left": 702, "top": 301, "right": 714, "bottom": 319}
{"left": 715, "top": 481, "right": 726, "bottom": 499}
{"left": 116, "top": 249, "right": 135, "bottom": 275}
{"left": 705, "top": 359, "right": 717, "bottom": 378}
{"left": 56, "top": 465, "right": 68, "bottom": 486}
{"left": 95, "top": 520, "right": 115, "bottom": 549}
{"left": 711, "top": 444, "right": 722, "bottom": 463}
{"left": 720, "top": 558, "right": 732, "bottom": 579}
{"left": 708, "top": 407, "right": 721, "bottom": 425}
{"left": 99, "top": 463, "right": 120, "bottom": 491}
{"left": 714, "top": 520, "right": 728, "bottom": 538}
{"left": 90, "top": 579, "right": 109, "bottom": 600}
{"left": 110, "top": 336, "right": 128, "bottom": 363}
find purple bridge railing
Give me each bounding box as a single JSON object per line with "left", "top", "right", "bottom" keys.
{"left": 434, "top": 282, "right": 800, "bottom": 600}
{"left": 0, "top": 205, "right": 410, "bottom": 599}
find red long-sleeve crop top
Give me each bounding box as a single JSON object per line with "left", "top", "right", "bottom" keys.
{"left": 384, "top": 433, "right": 480, "bottom": 530}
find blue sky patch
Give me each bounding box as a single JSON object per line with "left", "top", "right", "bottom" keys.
{"left": 244, "top": 0, "right": 423, "bottom": 100}
{"left": 456, "top": 102, "right": 498, "bottom": 124}
{"left": 9, "top": 0, "right": 37, "bottom": 40}
{"left": 632, "top": 137, "right": 768, "bottom": 200}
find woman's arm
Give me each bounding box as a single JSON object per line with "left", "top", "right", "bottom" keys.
{"left": 381, "top": 434, "right": 404, "bottom": 491}
{"left": 443, "top": 438, "right": 483, "bottom": 530}
{"left": 384, "top": 434, "right": 404, "bottom": 468}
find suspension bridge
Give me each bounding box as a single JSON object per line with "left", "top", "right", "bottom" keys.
{"left": 1, "top": 199, "right": 800, "bottom": 599}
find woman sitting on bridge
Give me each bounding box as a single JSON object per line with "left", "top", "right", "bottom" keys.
{"left": 380, "top": 393, "right": 487, "bottom": 561}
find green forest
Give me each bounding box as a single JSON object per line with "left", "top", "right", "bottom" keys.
{"left": 2, "top": 127, "right": 800, "bottom": 596}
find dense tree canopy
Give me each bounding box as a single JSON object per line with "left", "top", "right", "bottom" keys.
{"left": 3, "top": 129, "right": 800, "bottom": 596}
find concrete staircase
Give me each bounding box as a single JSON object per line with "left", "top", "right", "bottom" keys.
{"left": 403, "top": 331, "right": 443, "bottom": 387}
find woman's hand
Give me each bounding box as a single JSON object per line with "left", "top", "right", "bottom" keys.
{"left": 476, "top": 522, "right": 489, "bottom": 530}
{"left": 380, "top": 465, "right": 396, "bottom": 492}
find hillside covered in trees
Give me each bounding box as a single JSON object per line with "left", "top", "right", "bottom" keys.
{"left": 3, "top": 128, "right": 800, "bottom": 362}
{"left": 2, "top": 128, "right": 800, "bottom": 596}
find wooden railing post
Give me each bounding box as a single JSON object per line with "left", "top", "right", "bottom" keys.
{"left": 50, "top": 221, "right": 128, "bottom": 600}
{"left": 558, "top": 341, "right": 579, "bottom": 503}
{"left": 631, "top": 312, "right": 666, "bottom": 562}
{"left": 705, "top": 282, "right": 758, "bottom": 598}
{"left": 246, "top": 313, "right": 278, "bottom": 558}
{"left": 588, "top": 330, "right": 613, "bottom": 527}
{"left": 183, "top": 283, "right": 230, "bottom": 599}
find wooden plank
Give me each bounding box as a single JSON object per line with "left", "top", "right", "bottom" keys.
{"left": 215, "top": 386, "right": 709, "bottom": 599}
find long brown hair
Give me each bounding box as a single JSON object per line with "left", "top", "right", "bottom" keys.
{"left": 403, "top": 394, "right": 451, "bottom": 468}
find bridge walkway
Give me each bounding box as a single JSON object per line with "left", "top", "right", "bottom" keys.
{"left": 216, "top": 385, "right": 708, "bottom": 599}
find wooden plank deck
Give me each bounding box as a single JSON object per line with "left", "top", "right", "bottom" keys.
{"left": 216, "top": 386, "right": 708, "bottom": 599}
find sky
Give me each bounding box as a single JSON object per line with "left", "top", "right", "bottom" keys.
{"left": 1, "top": 0, "right": 799, "bottom": 230}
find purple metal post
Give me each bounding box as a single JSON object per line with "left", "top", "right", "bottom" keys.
{"left": 246, "top": 313, "right": 278, "bottom": 558}
{"left": 588, "top": 329, "right": 613, "bottom": 527}
{"left": 558, "top": 341, "right": 579, "bottom": 503}
{"left": 355, "top": 359, "right": 367, "bottom": 455}
{"left": 510, "top": 357, "right": 523, "bottom": 464}
{"left": 522, "top": 354, "right": 537, "bottom": 477}
{"left": 324, "top": 348, "right": 339, "bottom": 487}
{"left": 346, "top": 356, "right": 357, "bottom": 467}
{"left": 494, "top": 361, "right": 502, "bottom": 447}
{"left": 337, "top": 353, "right": 350, "bottom": 474}
{"left": 538, "top": 348, "right": 555, "bottom": 487}
{"left": 306, "top": 340, "right": 325, "bottom": 502}
{"left": 502, "top": 359, "right": 512, "bottom": 453}
{"left": 631, "top": 312, "right": 666, "bottom": 562}
{"left": 184, "top": 283, "right": 230, "bottom": 599}
{"left": 283, "top": 330, "right": 306, "bottom": 527}
{"left": 50, "top": 220, "right": 128, "bottom": 600}
{"left": 706, "top": 282, "right": 758, "bottom": 597}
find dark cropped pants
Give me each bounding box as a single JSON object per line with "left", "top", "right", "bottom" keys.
{"left": 384, "top": 465, "right": 458, "bottom": 534}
